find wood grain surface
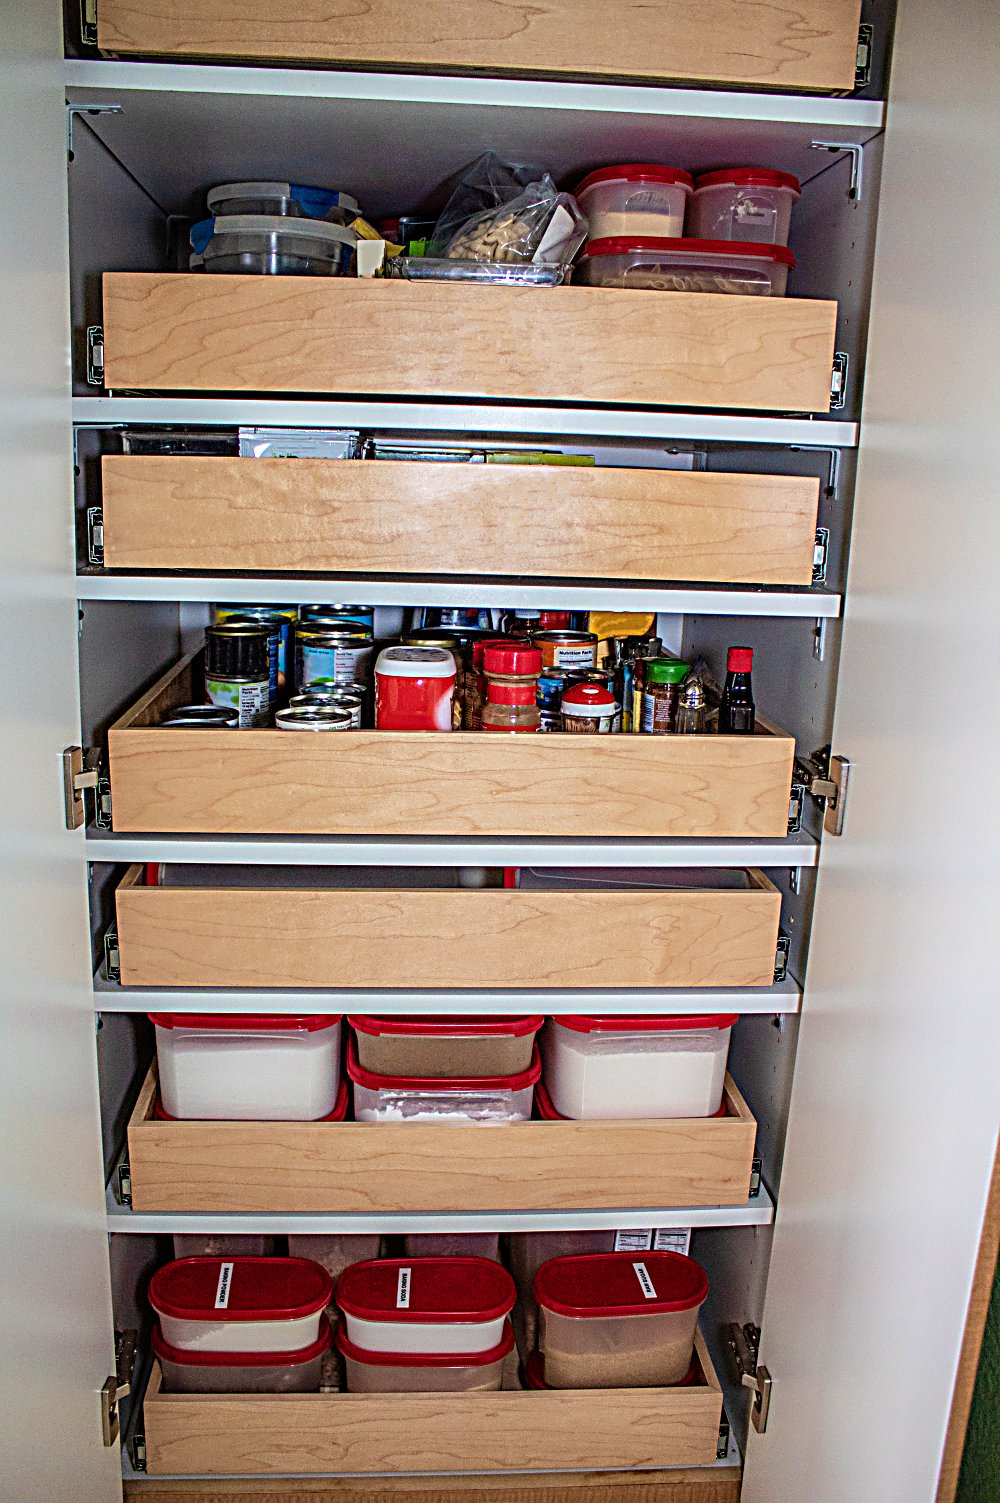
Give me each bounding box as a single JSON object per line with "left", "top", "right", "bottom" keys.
{"left": 125, "top": 1471, "right": 742, "bottom": 1503}
{"left": 127, "top": 1065, "right": 756, "bottom": 1211}
{"left": 101, "top": 274, "right": 838, "bottom": 414}
{"left": 97, "top": 0, "right": 862, "bottom": 91}
{"left": 101, "top": 455, "right": 821, "bottom": 585}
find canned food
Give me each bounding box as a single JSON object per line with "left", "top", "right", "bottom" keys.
{"left": 290, "top": 688, "right": 363, "bottom": 728}
{"left": 215, "top": 605, "right": 296, "bottom": 686}
{"left": 275, "top": 705, "right": 354, "bottom": 731}
{"left": 216, "top": 612, "right": 280, "bottom": 704}
{"left": 160, "top": 704, "right": 239, "bottom": 728}
{"left": 532, "top": 630, "right": 599, "bottom": 671}
{"left": 204, "top": 622, "right": 272, "bottom": 728}
{"left": 299, "top": 604, "right": 374, "bottom": 630}
{"left": 536, "top": 666, "right": 574, "bottom": 732}
{"left": 295, "top": 625, "right": 375, "bottom": 690}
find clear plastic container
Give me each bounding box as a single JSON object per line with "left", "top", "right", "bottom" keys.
{"left": 349, "top": 1015, "right": 543, "bottom": 1078}
{"left": 507, "top": 1229, "right": 618, "bottom": 1352}
{"left": 287, "top": 1234, "right": 383, "bottom": 1285}
{"left": 336, "top": 1319, "right": 514, "bottom": 1392}
{"left": 207, "top": 181, "right": 360, "bottom": 224}
{"left": 153, "top": 1316, "right": 331, "bottom": 1394}
{"left": 172, "top": 1234, "right": 275, "bottom": 1259}
{"left": 401, "top": 1232, "right": 501, "bottom": 1261}
{"left": 534, "top": 1252, "right": 708, "bottom": 1388}
{"left": 388, "top": 257, "right": 566, "bottom": 285}
{"left": 150, "top": 1013, "right": 342, "bottom": 1121}
{"left": 149, "top": 1257, "right": 332, "bottom": 1353}
{"left": 335, "top": 1256, "right": 516, "bottom": 1354}
{"left": 347, "top": 1038, "right": 540, "bottom": 1123}
{"left": 541, "top": 1015, "right": 736, "bottom": 1120}
{"left": 522, "top": 1347, "right": 698, "bottom": 1390}
{"left": 687, "top": 169, "right": 801, "bottom": 247}
{"left": 191, "top": 215, "right": 357, "bottom": 275}
{"left": 155, "top": 1078, "right": 348, "bottom": 1124}
{"left": 574, "top": 237, "right": 794, "bottom": 296}
{"left": 575, "top": 164, "right": 693, "bottom": 241}
{"left": 535, "top": 1076, "right": 728, "bottom": 1122}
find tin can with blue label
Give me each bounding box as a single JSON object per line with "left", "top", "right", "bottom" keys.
{"left": 295, "top": 625, "right": 374, "bottom": 690}
{"left": 215, "top": 605, "right": 296, "bottom": 693}
{"left": 299, "top": 603, "right": 374, "bottom": 631}
{"left": 537, "top": 666, "right": 573, "bottom": 732}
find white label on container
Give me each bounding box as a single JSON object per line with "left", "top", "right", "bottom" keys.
{"left": 614, "top": 1229, "right": 653, "bottom": 1252}
{"left": 653, "top": 1228, "right": 692, "bottom": 1255}
{"left": 633, "top": 1262, "right": 658, "bottom": 1300}
{"left": 396, "top": 1267, "right": 411, "bottom": 1309}
{"left": 215, "top": 1262, "right": 234, "bottom": 1309}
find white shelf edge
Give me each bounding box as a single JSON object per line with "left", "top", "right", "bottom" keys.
{"left": 85, "top": 832, "right": 819, "bottom": 867}
{"left": 93, "top": 965, "right": 801, "bottom": 1015}
{"left": 66, "top": 58, "right": 885, "bottom": 130}
{"left": 71, "top": 397, "right": 859, "bottom": 448}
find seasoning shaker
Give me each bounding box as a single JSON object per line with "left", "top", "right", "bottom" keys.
{"left": 675, "top": 679, "right": 707, "bottom": 734}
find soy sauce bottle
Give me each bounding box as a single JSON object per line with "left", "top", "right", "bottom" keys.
{"left": 718, "top": 646, "right": 755, "bottom": 734}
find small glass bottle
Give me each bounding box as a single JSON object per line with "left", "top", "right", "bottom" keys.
{"left": 641, "top": 659, "right": 692, "bottom": 734}
{"left": 675, "top": 679, "right": 707, "bottom": 734}
{"left": 481, "top": 643, "right": 542, "bottom": 732}
{"left": 718, "top": 646, "right": 756, "bottom": 734}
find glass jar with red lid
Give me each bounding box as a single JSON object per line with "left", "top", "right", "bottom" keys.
{"left": 481, "top": 643, "right": 542, "bottom": 733}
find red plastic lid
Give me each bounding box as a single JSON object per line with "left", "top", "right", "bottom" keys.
{"left": 483, "top": 643, "right": 542, "bottom": 675}
{"left": 523, "top": 1348, "right": 699, "bottom": 1388}
{"left": 335, "top": 1319, "right": 514, "bottom": 1368}
{"left": 336, "top": 1257, "right": 516, "bottom": 1325}
{"left": 149, "top": 1257, "right": 332, "bottom": 1323}
{"left": 535, "top": 1076, "right": 729, "bottom": 1120}
{"left": 149, "top": 1013, "right": 341, "bottom": 1031}
{"left": 472, "top": 637, "right": 514, "bottom": 669}
{"left": 576, "top": 163, "right": 693, "bottom": 194}
{"left": 553, "top": 1014, "right": 738, "bottom": 1034}
{"left": 154, "top": 1077, "right": 349, "bottom": 1122}
{"left": 580, "top": 235, "right": 794, "bottom": 266}
{"left": 349, "top": 1015, "right": 543, "bottom": 1039}
{"left": 533, "top": 1251, "right": 708, "bottom": 1318}
{"left": 694, "top": 167, "right": 801, "bottom": 195}
{"left": 346, "top": 1037, "right": 541, "bottom": 1093}
{"left": 727, "top": 646, "right": 754, "bottom": 672}
{"left": 152, "top": 1315, "right": 332, "bottom": 1368}
{"left": 561, "top": 683, "right": 615, "bottom": 708}
{"left": 538, "top": 611, "right": 573, "bottom": 629}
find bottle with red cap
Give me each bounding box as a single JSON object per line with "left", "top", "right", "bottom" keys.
{"left": 718, "top": 647, "right": 755, "bottom": 735}
{"left": 481, "top": 643, "right": 542, "bottom": 733}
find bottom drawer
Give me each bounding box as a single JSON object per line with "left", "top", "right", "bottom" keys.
{"left": 142, "top": 1328, "right": 724, "bottom": 1476}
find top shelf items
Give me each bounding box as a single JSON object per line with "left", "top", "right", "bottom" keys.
{"left": 92, "top": 0, "right": 864, "bottom": 94}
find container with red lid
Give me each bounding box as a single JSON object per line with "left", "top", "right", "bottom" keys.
{"left": 534, "top": 1250, "right": 709, "bottom": 1388}
{"left": 541, "top": 1015, "right": 736, "bottom": 1120}
{"left": 522, "top": 1346, "right": 699, "bottom": 1390}
{"left": 154, "top": 1076, "right": 349, "bottom": 1123}
{"left": 335, "top": 1319, "right": 514, "bottom": 1392}
{"left": 374, "top": 645, "right": 456, "bottom": 731}
{"left": 561, "top": 681, "right": 616, "bottom": 733}
{"left": 481, "top": 642, "right": 542, "bottom": 733}
{"left": 349, "top": 1014, "right": 544, "bottom": 1078}
{"left": 687, "top": 168, "right": 801, "bottom": 247}
{"left": 153, "top": 1314, "right": 332, "bottom": 1393}
{"left": 575, "top": 164, "right": 693, "bottom": 241}
{"left": 347, "top": 1038, "right": 540, "bottom": 1123}
{"left": 149, "top": 1256, "right": 332, "bottom": 1353}
{"left": 149, "top": 1013, "right": 342, "bottom": 1121}
{"left": 336, "top": 1256, "right": 516, "bottom": 1354}
{"left": 574, "top": 237, "right": 794, "bottom": 296}
{"left": 535, "top": 1075, "right": 729, "bottom": 1121}
{"left": 286, "top": 1232, "right": 383, "bottom": 1285}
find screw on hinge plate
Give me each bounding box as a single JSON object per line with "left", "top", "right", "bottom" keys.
{"left": 100, "top": 1330, "right": 136, "bottom": 1447}
{"left": 855, "top": 23, "right": 874, "bottom": 89}
{"left": 795, "top": 746, "right": 852, "bottom": 837}
{"left": 812, "top": 527, "right": 830, "bottom": 585}
{"left": 86, "top": 326, "right": 105, "bottom": 387}
{"left": 726, "top": 1322, "right": 772, "bottom": 1433}
{"left": 830, "top": 351, "right": 849, "bottom": 409}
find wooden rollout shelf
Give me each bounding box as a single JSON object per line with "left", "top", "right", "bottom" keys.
{"left": 126, "top": 1064, "right": 758, "bottom": 1213}
{"left": 107, "top": 652, "right": 796, "bottom": 840}
{"left": 101, "top": 274, "right": 839, "bottom": 414}
{"left": 101, "top": 455, "right": 822, "bottom": 586}
{"left": 96, "top": 0, "right": 863, "bottom": 93}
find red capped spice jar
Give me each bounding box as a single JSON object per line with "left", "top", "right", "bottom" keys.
{"left": 481, "top": 643, "right": 542, "bottom": 733}
{"left": 561, "top": 681, "right": 616, "bottom": 733}
{"left": 374, "top": 646, "right": 456, "bottom": 731}
{"left": 468, "top": 637, "right": 514, "bottom": 730}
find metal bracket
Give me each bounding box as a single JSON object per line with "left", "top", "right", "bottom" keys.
{"left": 795, "top": 746, "right": 852, "bottom": 836}
{"left": 130, "top": 1429, "right": 147, "bottom": 1473}
{"left": 812, "top": 526, "right": 830, "bottom": 586}
{"left": 86, "top": 326, "right": 105, "bottom": 387}
{"left": 114, "top": 1151, "right": 132, "bottom": 1209}
{"left": 716, "top": 1408, "right": 731, "bottom": 1461}
{"left": 790, "top": 445, "right": 841, "bottom": 502}
{"left": 726, "top": 1322, "right": 772, "bottom": 1434}
{"left": 810, "top": 140, "right": 864, "bottom": 202}
{"left": 855, "top": 23, "right": 874, "bottom": 89}
{"left": 67, "top": 103, "right": 123, "bottom": 158}
{"left": 80, "top": 0, "right": 99, "bottom": 47}
{"left": 104, "top": 926, "right": 121, "bottom": 985}
{"left": 87, "top": 505, "right": 105, "bottom": 566}
{"left": 62, "top": 746, "right": 100, "bottom": 830}
{"left": 100, "top": 1329, "right": 136, "bottom": 1447}
{"left": 813, "top": 617, "right": 828, "bottom": 662}
{"left": 830, "top": 351, "right": 849, "bottom": 410}
{"left": 773, "top": 932, "right": 791, "bottom": 983}
{"left": 787, "top": 866, "right": 801, "bottom": 895}
{"left": 749, "top": 1154, "right": 763, "bottom": 1199}
{"left": 787, "top": 781, "right": 805, "bottom": 836}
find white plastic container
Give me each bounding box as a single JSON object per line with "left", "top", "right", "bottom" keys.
{"left": 335, "top": 1257, "right": 516, "bottom": 1354}
{"left": 346, "top": 1037, "right": 539, "bottom": 1123}
{"left": 573, "top": 236, "right": 793, "bottom": 296}
{"left": 541, "top": 1015, "right": 736, "bottom": 1119}
{"left": 149, "top": 1257, "right": 332, "bottom": 1353}
{"left": 153, "top": 1315, "right": 331, "bottom": 1394}
{"left": 336, "top": 1320, "right": 513, "bottom": 1392}
{"left": 150, "top": 1012, "right": 342, "bottom": 1121}
{"left": 687, "top": 168, "right": 801, "bottom": 247}
{"left": 574, "top": 164, "right": 693, "bottom": 240}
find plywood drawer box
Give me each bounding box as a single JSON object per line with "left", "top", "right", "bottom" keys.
{"left": 126, "top": 1065, "right": 757, "bottom": 1212}
{"left": 142, "top": 1328, "right": 725, "bottom": 1475}
{"left": 114, "top": 865, "right": 782, "bottom": 990}
{"left": 97, "top": 0, "right": 862, "bottom": 93}
{"left": 107, "top": 653, "right": 796, "bottom": 839}
{"left": 101, "top": 455, "right": 822, "bottom": 586}
{"left": 101, "top": 274, "right": 838, "bottom": 414}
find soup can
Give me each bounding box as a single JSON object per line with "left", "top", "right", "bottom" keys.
{"left": 532, "top": 630, "right": 599, "bottom": 671}
{"left": 290, "top": 687, "right": 364, "bottom": 728}
{"left": 215, "top": 612, "right": 280, "bottom": 704}
{"left": 215, "top": 604, "right": 296, "bottom": 687}
{"left": 160, "top": 704, "right": 239, "bottom": 728}
{"left": 299, "top": 603, "right": 374, "bottom": 630}
{"left": 204, "top": 622, "right": 272, "bottom": 728}
{"left": 275, "top": 705, "right": 354, "bottom": 731}
{"left": 295, "top": 625, "right": 375, "bottom": 690}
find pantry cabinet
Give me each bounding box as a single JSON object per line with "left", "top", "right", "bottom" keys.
{"left": 5, "top": 1, "right": 999, "bottom": 1502}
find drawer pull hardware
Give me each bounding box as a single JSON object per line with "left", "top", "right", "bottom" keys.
{"left": 62, "top": 746, "right": 99, "bottom": 829}
{"left": 100, "top": 1329, "right": 136, "bottom": 1448}
{"left": 829, "top": 350, "right": 849, "bottom": 408}
{"left": 726, "top": 1322, "right": 772, "bottom": 1434}
{"left": 855, "top": 23, "right": 875, "bottom": 90}
{"left": 794, "top": 746, "right": 852, "bottom": 837}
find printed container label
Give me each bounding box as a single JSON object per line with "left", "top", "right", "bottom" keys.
{"left": 214, "top": 1262, "right": 234, "bottom": 1309}
{"left": 633, "top": 1261, "right": 658, "bottom": 1300}
{"left": 396, "top": 1267, "right": 411, "bottom": 1309}
{"left": 206, "top": 677, "right": 269, "bottom": 729}
{"left": 653, "top": 1228, "right": 692, "bottom": 1255}
{"left": 297, "top": 640, "right": 374, "bottom": 690}
{"left": 614, "top": 1229, "right": 653, "bottom": 1253}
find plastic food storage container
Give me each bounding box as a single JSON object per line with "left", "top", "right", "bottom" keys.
{"left": 541, "top": 1015, "right": 736, "bottom": 1120}
{"left": 207, "top": 181, "right": 360, "bottom": 223}
{"left": 287, "top": 1233, "right": 383, "bottom": 1284}
{"left": 149, "top": 1257, "right": 332, "bottom": 1353}
{"left": 535, "top": 1076, "right": 727, "bottom": 1121}
{"left": 346, "top": 1038, "right": 540, "bottom": 1123}
{"left": 507, "top": 1228, "right": 619, "bottom": 1351}
{"left": 688, "top": 169, "right": 801, "bottom": 247}
{"left": 150, "top": 1013, "right": 342, "bottom": 1121}
{"left": 534, "top": 1251, "right": 709, "bottom": 1388}
{"left": 349, "top": 1014, "right": 543, "bottom": 1078}
{"left": 172, "top": 1234, "right": 275, "bottom": 1259}
{"left": 575, "top": 164, "right": 693, "bottom": 240}
{"left": 154, "top": 1078, "right": 348, "bottom": 1124}
{"left": 153, "top": 1315, "right": 331, "bottom": 1394}
{"left": 573, "top": 237, "right": 794, "bottom": 296}
{"left": 401, "top": 1232, "right": 501, "bottom": 1261}
{"left": 336, "top": 1257, "right": 516, "bottom": 1354}
{"left": 522, "top": 1348, "right": 697, "bottom": 1390}
{"left": 387, "top": 258, "right": 567, "bottom": 285}
{"left": 336, "top": 1319, "right": 514, "bottom": 1392}
{"left": 189, "top": 215, "right": 357, "bottom": 275}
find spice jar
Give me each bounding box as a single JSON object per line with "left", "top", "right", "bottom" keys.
{"left": 469, "top": 638, "right": 513, "bottom": 730}
{"left": 481, "top": 643, "right": 542, "bottom": 733}
{"left": 561, "top": 682, "right": 616, "bottom": 734}
{"left": 375, "top": 647, "right": 456, "bottom": 731}
{"left": 675, "top": 679, "right": 707, "bottom": 734}
{"left": 641, "top": 659, "right": 691, "bottom": 734}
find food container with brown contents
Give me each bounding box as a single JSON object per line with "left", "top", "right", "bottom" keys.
{"left": 507, "top": 1228, "right": 619, "bottom": 1352}
{"left": 335, "top": 1319, "right": 514, "bottom": 1392}
{"left": 348, "top": 1015, "right": 544, "bottom": 1078}
{"left": 574, "top": 236, "right": 794, "bottom": 296}
{"left": 287, "top": 1234, "right": 385, "bottom": 1285}
{"left": 534, "top": 1251, "right": 709, "bottom": 1388}
{"left": 522, "top": 1347, "right": 699, "bottom": 1390}
{"left": 400, "top": 1232, "right": 501, "bottom": 1261}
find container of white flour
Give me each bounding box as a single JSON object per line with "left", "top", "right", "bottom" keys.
{"left": 541, "top": 1014, "right": 735, "bottom": 1119}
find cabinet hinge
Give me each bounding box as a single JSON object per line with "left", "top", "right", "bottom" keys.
{"left": 80, "top": 0, "right": 99, "bottom": 47}
{"left": 749, "top": 1154, "right": 763, "bottom": 1199}
{"left": 855, "top": 23, "right": 874, "bottom": 89}
{"left": 773, "top": 932, "right": 791, "bottom": 983}
{"left": 716, "top": 1408, "right": 731, "bottom": 1460}
{"left": 830, "top": 351, "right": 849, "bottom": 409}
{"left": 795, "top": 746, "right": 852, "bottom": 837}
{"left": 114, "top": 1149, "right": 132, "bottom": 1208}
{"left": 86, "top": 325, "right": 105, "bottom": 386}
{"left": 87, "top": 505, "right": 105, "bottom": 566}
{"left": 726, "top": 1322, "right": 772, "bottom": 1433}
{"left": 812, "top": 526, "right": 830, "bottom": 585}
{"left": 62, "top": 746, "right": 101, "bottom": 830}
{"left": 100, "top": 1329, "right": 136, "bottom": 1447}
{"left": 104, "top": 926, "right": 121, "bottom": 984}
